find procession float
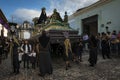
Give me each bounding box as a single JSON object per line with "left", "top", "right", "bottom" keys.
{"left": 32, "top": 8, "right": 80, "bottom": 56}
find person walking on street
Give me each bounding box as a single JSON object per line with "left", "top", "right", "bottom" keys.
{"left": 64, "top": 37, "right": 72, "bottom": 70}
{"left": 12, "top": 36, "right": 20, "bottom": 75}
{"left": 38, "top": 30, "right": 53, "bottom": 77}
{"left": 21, "top": 40, "right": 32, "bottom": 69}
{"left": 29, "top": 50, "right": 36, "bottom": 69}
{"left": 88, "top": 35, "right": 98, "bottom": 67}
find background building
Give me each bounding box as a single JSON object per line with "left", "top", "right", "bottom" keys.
{"left": 0, "top": 9, "right": 9, "bottom": 37}
{"left": 18, "top": 21, "right": 34, "bottom": 39}
{"left": 69, "top": 0, "right": 120, "bottom": 35}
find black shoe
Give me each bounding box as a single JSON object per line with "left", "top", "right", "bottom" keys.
{"left": 13, "top": 71, "right": 16, "bottom": 73}
{"left": 15, "top": 72, "right": 19, "bottom": 75}
{"left": 107, "top": 57, "right": 111, "bottom": 59}
{"left": 27, "top": 67, "right": 29, "bottom": 69}
{"left": 68, "top": 64, "right": 71, "bottom": 67}
{"left": 75, "top": 60, "right": 78, "bottom": 64}
{"left": 66, "top": 68, "right": 68, "bottom": 70}
{"left": 66, "top": 66, "right": 68, "bottom": 70}
{"left": 89, "top": 64, "right": 94, "bottom": 67}
{"left": 80, "top": 59, "right": 83, "bottom": 62}
{"left": 38, "top": 73, "right": 45, "bottom": 77}
{"left": 103, "top": 57, "right": 106, "bottom": 59}
{"left": 19, "top": 61, "right": 21, "bottom": 63}
{"left": 48, "top": 72, "right": 52, "bottom": 75}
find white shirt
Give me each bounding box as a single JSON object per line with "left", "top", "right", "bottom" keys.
{"left": 83, "top": 34, "right": 89, "bottom": 41}
{"left": 20, "top": 44, "right": 24, "bottom": 52}
{"left": 29, "top": 52, "right": 36, "bottom": 57}
{"left": 23, "top": 44, "right": 31, "bottom": 53}
{"left": 25, "top": 45, "right": 28, "bottom": 53}
{"left": 18, "top": 52, "right": 24, "bottom": 61}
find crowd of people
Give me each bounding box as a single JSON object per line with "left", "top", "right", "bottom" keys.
{"left": 0, "top": 37, "right": 10, "bottom": 64}
{"left": 0, "top": 30, "right": 120, "bottom": 77}
{"left": 97, "top": 30, "right": 120, "bottom": 58}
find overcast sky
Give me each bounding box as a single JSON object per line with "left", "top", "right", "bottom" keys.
{"left": 0, "top": 0, "right": 99, "bottom": 23}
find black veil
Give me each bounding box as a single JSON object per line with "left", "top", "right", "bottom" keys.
{"left": 39, "top": 31, "right": 50, "bottom": 48}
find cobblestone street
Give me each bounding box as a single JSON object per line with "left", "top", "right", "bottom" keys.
{"left": 0, "top": 52, "right": 120, "bottom": 80}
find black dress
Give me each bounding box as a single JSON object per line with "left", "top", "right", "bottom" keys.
{"left": 101, "top": 39, "right": 110, "bottom": 59}
{"left": 0, "top": 40, "right": 3, "bottom": 64}
{"left": 88, "top": 36, "right": 98, "bottom": 66}
{"left": 12, "top": 42, "right": 20, "bottom": 74}
{"left": 38, "top": 35, "right": 53, "bottom": 76}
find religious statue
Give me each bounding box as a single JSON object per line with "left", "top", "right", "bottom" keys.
{"left": 32, "top": 17, "right": 39, "bottom": 26}
{"left": 38, "top": 7, "right": 47, "bottom": 24}
{"left": 64, "top": 11, "right": 68, "bottom": 23}
{"left": 50, "top": 9, "right": 63, "bottom": 22}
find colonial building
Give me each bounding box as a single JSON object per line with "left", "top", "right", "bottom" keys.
{"left": 18, "top": 21, "right": 34, "bottom": 39}
{"left": 68, "top": 0, "right": 120, "bottom": 35}
{"left": 0, "top": 9, "right": 9, "bottom": 37}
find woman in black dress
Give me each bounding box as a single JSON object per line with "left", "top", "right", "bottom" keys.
{"left": 38, "top": 30, "right": 53, "bottom": 77}
{"left": 88, "top": 35, "right": 98, "bottom": 67}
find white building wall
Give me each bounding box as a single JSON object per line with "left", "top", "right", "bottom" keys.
{"left": 69, "top": 17, "right": 81, "bottom": 33}
{"left": 0, "top": 24, "right": 8, "bottom": 37}
{"left": 100, "top": 0, "right": 120, "bottom": 33}
{"left": 69, "top": 0, "right": 120, "bottom": 34}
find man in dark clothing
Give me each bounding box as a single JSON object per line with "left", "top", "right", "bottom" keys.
{"left": 0, "top": 38, "right": 3, "bottom": 64}
{"left": 76, "top": 38, "right": 83, "bottom": 62}
{"left": 38, "top": 30, "right": 53, "bottom": 77}
{"left": 4, "top": 39, "right": 9, "bottom": 59}
{"left": 101, "top": 36, "right": 111, "bottom": 59}
{"left": 88, "top": 35, "right": 98, "bottom": 67}
{"left": 21, "top": 40, "right": 32, "bottom": 69}
{"left": 12, "top": 36, "right": 20, "bottom": 75}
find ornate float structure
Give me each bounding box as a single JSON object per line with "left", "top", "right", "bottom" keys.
{"left": 32, "top": 8, "right": 80, "bottom": 55}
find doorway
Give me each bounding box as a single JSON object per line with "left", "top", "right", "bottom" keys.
{"left": 82, "top": 15, "right": 98, "bottom": 36}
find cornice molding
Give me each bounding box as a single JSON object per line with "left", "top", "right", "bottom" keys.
{"left": 69, "top": 0, "right": 113, "bottom": 20}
